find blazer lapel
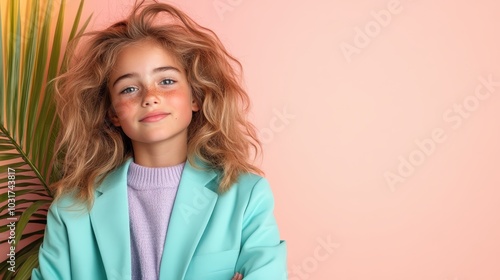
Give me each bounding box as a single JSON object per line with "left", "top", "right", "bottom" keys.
{"left": 89, "top": 158, "right": 133, "bottom": 280}
{"left": 159, "top": 158, "right": 219, "bottom": 280}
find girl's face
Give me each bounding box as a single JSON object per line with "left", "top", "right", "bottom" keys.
{"left": 107, "top": 39, "right": 199, "bottom": 152}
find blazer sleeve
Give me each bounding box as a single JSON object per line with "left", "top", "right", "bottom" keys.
{"left": 234, "top": 177, "right": 288, "bottom": 279}
{"left": 31, "top": 201, "right": 72, "bottom": 280}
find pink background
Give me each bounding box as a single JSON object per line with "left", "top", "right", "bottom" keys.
{"left": 68, "top": 0, "right": 500, "bottom": 279}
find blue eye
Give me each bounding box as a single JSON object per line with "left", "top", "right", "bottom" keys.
{"left": 160, "top": 79, "right": 175, "bottom": 85}
{"left": 121, "top": 87, "right": 137, "bottom": 94}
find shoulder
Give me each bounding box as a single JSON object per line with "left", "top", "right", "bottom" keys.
{"left": 49, "top": 158, "right": 132, "bottom": 215}
{"left": 220, "top": 171, "right": 272, "bottom": 194}
{"left": 234, "top": 172, "right": 267, "bottom": 189}
{"left": 223, "top": 172, "right": 277, "bottom": 212}
{"left": 48, "top": 192, "right": 91, "bottom": 221}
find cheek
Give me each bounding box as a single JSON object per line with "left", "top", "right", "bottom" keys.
{"left": 112, "top": 99, "right": 135, "bottom": 119}
{"left": 170, "top": 89, "right": 194, "bottom": 109}
{"left": 172, "top": 96, "right": 194, "bottom": 121}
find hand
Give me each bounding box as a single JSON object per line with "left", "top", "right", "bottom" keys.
{"left": 232, "top": 272, "right": 243, "bottom": 280}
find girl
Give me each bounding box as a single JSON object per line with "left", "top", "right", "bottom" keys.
{"left": 31, "top": 1, "right": 287, "bottom": 279}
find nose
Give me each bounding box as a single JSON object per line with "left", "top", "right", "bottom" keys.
{"left": 142, "top": 87, "right": 161, "bottom": 107}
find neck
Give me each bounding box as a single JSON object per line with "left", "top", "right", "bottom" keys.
{"left": 131, "top": 137, "right": 188, "bottom": 167}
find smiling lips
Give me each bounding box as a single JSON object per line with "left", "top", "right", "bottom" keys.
{"left": 139, "top": 112, "right": 170, "bottom": 122}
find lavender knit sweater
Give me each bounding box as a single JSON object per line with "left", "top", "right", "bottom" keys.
{"left": 127, "top": 160, "right": 185, "bottom": 280}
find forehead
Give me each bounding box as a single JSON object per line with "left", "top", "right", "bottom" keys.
{"left": 111, "top": 39, "right": 183, "bottom": 72}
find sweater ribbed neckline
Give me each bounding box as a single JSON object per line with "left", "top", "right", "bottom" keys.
{"left": 127, "top": 160, "right": 185, "bottom": 190}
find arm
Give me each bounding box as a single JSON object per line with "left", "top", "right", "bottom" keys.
{"left": 31, "top": 201, "right": 72, "bottom": 280}
{"left": 234, "top": 177, "right": 288, "bottom": 279}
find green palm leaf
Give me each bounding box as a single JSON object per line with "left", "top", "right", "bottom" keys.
{"left": 0, "top": 0, "right": 91, "bottom": 278}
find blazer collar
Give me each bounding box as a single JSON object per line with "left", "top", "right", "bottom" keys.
{"left": 89, "top": 157, "right": 219, "bottom": 280}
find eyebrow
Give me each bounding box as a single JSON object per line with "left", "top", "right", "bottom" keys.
{"left": 111, "top": 66, "right": 181, "bottom": 88}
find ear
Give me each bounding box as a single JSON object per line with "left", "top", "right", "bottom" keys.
{"left": 191, "top": 99, "right": 200, "bottom": 112}
{"left": 107, "top": 107, "right": 121, "bottom": 127}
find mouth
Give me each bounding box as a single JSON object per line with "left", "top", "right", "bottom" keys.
{"left": 139, "top": 112, "right": 170, "bottom": 122}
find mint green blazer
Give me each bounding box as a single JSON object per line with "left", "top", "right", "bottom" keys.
{"left": 31, "top": 158, "right": 287, "bottom": 279}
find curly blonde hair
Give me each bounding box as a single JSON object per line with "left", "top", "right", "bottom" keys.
{"left": 51, "top": 0, "right": 263, "bottom": 206}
